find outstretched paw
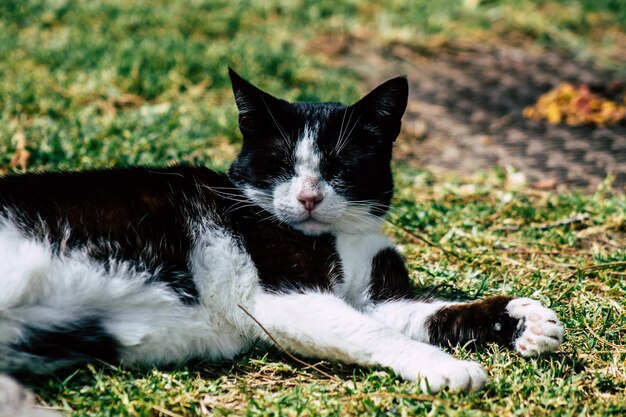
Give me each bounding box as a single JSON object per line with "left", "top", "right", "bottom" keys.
{"left": 506, "top": 298, "right": 563, "bottom": 357}
{"left": 411, "top": 357, "right": 487, "bottom": 393}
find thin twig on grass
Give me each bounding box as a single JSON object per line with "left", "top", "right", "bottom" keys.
{"left": 532, "top": 213, "right": 591, "bottom": 230}
{"left": 151, "top": 405, "right": 185, "bottom": 417}
{"left": 342, "top": 391, "right": 439, "bottom": 403}
{"left": 578, "top": 261, "right": 626, "bottom": 272}
{"left": 535, "top": 213, "right": 591, "bottom": 230}
{"left": 237, "top": 304, "right": 339, "bottom": 381}
{"left": 387, "top": 218, "right": 463, "bottom": 260}
{"left": 566, "top": 261, "right": 626, "bottom": 279}
{"left": 492, "top": 213, "right": 591, "bottom": 232}
{"left": 582, "top": 316, "right": 626, "bottom": 352}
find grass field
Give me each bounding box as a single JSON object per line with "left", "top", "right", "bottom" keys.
{"left": 1, "top": 1, "right": 626, "bottom": 416}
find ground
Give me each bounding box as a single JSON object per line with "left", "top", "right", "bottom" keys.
{"left": 339, "top": 40, "right": 626, "bottom": 189}
{"left": 1, "top": 1, "right": 625, "bottom": 416}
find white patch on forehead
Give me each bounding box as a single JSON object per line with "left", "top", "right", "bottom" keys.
{"left": 294, "top": 124, "right": 321, "bottom": 176}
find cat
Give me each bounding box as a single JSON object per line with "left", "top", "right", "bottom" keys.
{"left": 0, "top": 69, "right": 563, "bottom": 393}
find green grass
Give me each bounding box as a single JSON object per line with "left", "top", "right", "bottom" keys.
{"left": 2, "top": 0, "right": 626, "bottom": 416}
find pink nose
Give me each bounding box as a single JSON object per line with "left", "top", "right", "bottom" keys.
{"left": 298, "top": 191, "right": 323, "bottom": 211}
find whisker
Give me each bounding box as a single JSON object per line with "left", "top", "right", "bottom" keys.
{"left": 335, "top": 107, "right": 350, "bottom": 154}
{"left": 258, "top": 213, "right": 281, "bottom": 223}
{"left": 224, "top": 202, "right": 263, "bottom": 215}
{"left": 335, "top": 108, "right": 354, "bottom": 155}
{"left": 346, "top": 200, "right": 400, "bottom": 215}
{"left": 339, "top": 210, "right": 385, "bottom": 234}
{"left": 336, "top": 112, "right": 362, "bottom": 155}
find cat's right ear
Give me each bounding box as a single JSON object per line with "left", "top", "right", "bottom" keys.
{"left": 228, "top": 68, "right": 287, "bottom": 133}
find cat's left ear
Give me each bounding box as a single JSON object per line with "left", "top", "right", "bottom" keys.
{"left": 351, "top": 76, "right": 408, "bottom": 141}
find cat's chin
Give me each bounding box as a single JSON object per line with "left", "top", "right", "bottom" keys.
{"left": 290, "top": 218, "right": 333, "bottom": 236}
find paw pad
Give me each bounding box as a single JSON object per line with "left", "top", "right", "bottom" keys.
{"left": 506, "top": 298, "right": 564, "bottom": 357}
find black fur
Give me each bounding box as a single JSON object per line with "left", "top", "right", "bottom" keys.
{"left": 0, "top": 165, "right": 348, "bottom": 299}
{"left": 12, "top": 317, "right": 119, "bottom": 364}
{"left": 426, "top": 296, "right": 522, "bottom": 349}
{"left": 238, "top": 223, "right": 342, "bottom": 292}
{"left": 369, "top": 248, "right": 412, "bottom": 301}
{"left": 0, "top": 166, "right": 224, "bottom": 304}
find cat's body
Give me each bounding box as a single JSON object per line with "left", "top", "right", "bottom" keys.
{"left": 0, "top": 70, "right": 563, "bottom": 392}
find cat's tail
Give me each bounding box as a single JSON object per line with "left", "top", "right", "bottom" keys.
{"left": 0, "top": 374, "right": 61, "bottom": 417}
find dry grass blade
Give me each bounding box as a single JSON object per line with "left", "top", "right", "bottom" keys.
{"left": 237, "top": 304, "right": 339, "bottom": 381}
{"left": 582, "top": 316, "right": 626, "bottom": 352}
{"left": 342, "top": 392, "right": 438, "bottom": 403}
{"left": 388, "top": 218, "right": 463, "bottom": 260}
{"left": 534, "top": 213, "right": 591, "bottom": 230}
{"left": 9, "top": 130, "right": 30, "bottom": 172}
{"left": 566, "top": 261, "right": 626, "bottom": 279}
{"left": 151, "top": 405, "right": 186, "bottom": 417}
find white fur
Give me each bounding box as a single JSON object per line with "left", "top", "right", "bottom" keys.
{"left": 271, "top": 124, "right": 350, "bottom": 235}
{"left": 0, "top": 221, "right": 252, "bottom": 372}
{"left": 293, "top": 125, "right": 322, "bottom": 177}
{"left": 506, "top": 298, "right": 564, "bottom": 356}
{"left": 0, "top": 212, "right": 562, "bottom": 392}
{"left": 0, "top": 374, "right": 61, "bottom": 417}
{"left": 334, "top": 233, "right": 395, "bottom": 307}
{"left": 251, "top": 291, "right": 486, "bottom": 393}
{"left": 0, "top": 215, "right": 489, "bottom": 392}
{"left": 369, "top": 299, "right": 454, "bottom": 342}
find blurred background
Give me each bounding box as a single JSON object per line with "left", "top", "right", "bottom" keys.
{"left": 1, "top": 0, "right": 625, "bottom": 189}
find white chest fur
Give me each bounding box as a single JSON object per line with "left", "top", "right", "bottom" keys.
{"left": 333, "top": 232, "right": 396, "bottom": 308}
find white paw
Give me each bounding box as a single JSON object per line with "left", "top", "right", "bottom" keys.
{"left": 0, "top": 374, "right": 62, "bottom": 417}
{"left": 506, "top": 298, "right": 564, "bottom": 357}
{"left": 414, "top": 358, "right": 487, "bottom": 393}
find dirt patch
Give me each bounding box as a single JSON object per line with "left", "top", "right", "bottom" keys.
{"left": 318, "top": 37, "right": 626, "bottom": 191}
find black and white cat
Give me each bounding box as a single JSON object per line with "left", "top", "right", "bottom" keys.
{"left": 0, "top": 69, "right": 563, "bottom": 392}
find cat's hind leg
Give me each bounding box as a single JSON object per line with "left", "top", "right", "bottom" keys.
{"left": 369, "top": 296, "right": 564, "bottom": 356}
{"left": 249, "top": 291, "right": 487, "bottom": 393}
{"left": 0, "top": 221, "right": 196, "bottom": 373}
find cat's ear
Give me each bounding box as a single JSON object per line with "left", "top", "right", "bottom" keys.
{"left": 351, "top": 76, "right": 408, "bottom": 141}
{"left": 228, "top": 68, "right": 288, "bottom": 133}
{"left": 353, "top": 76, "right": 408, "bottom": 120}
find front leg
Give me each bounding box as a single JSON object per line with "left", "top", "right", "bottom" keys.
{"left": 371, "top": 296, "right": 564, "bottom": 356}
{"left": 249, "top": 291, "right": 486, "bottom": 392}
{"left": 367, "top": 247, "right": 564, "bottom": 355}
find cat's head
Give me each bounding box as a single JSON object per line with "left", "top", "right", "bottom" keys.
{"left": 227, "top": 68, "right": 408, "bottom": 236}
